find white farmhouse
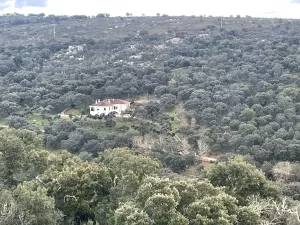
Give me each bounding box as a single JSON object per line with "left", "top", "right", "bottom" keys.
{"left": 89, "top": 99, "right": 130, "bottom": 116}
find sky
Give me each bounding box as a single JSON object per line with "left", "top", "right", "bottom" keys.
{"left": 0, "top": 0, "right": 300, "bottom": 18}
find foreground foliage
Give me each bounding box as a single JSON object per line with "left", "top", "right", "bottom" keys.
{"left": 0, "top": 128, "right": 299, "bottom": 225}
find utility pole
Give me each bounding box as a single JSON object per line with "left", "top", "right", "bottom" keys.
{"left": 53, "top": 24, "right": 56, "bottom": 38}
{"left": 220, "top": 17, "right": 223, "bottom": 27}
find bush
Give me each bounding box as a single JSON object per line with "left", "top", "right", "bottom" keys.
{"left": 5, "top": 115, "right": 31, "bottom": 129}
{"left": 105, "top": 119, "right": 116, "bottom": 128}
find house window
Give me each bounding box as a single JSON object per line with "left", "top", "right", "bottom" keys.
{"left": 114, "top": 106, "right": 118, "bottom": 110}
{"left": 91, "top": 107, "right": 95, "bottom": 111}
{"left": 104, "top": 108, "right": 106, "bottom": 111}
{"left": 97, "top": 108, "right": 99, "bottom": 110}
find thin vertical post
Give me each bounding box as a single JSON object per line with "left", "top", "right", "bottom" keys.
{"left": 53, "top": 24, "right": 56, "bottom": 38}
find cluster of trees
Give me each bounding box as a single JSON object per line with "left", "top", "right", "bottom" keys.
{"left": 0, "top": 13, "right": 95, "bottom": 26}
{"left": 3, "top": 128, "right": 300, "bottom": 225}
{"left": 44, "top": 119, "right": 137, "bottom": 158}
{"left": 0, "top": 15, "right": 299, "bottom": 164}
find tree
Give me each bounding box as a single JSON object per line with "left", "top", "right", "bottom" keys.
{"left": 160, "top": 94, "right": 177, "bottom": 110}
{"left": 272, "top": 63, "right": 283, "bottom": 77}
{"left": 50, "top": 120, "right": 77, "bottom": 133}
{"left": 240, "top": 108, "right": 256, "bottom": 121}
{"left": 238, "top": 123, "right": 257, "bottom": 136}
{"left": 165, "top": 153, "right": 188, "bottom": 173}
{"left": 248, "top": 196, "right": 300, "bottom": 225}
{"left": 144, "top": 193, "right": 179, "bottom": 224}
{"left": 41, "top": 153, "right": 112, "bottom": 223}
{"left": 114, "top": 202, "right": 153, "bottom": 225}
{"left": 61, "top": 131, "right": 85, "bottom": 153}
{"left": 125, "top": 176, "right": 259, "bottom": 225}
{"left": 5, "top": 115, "right": 30, "bottom": 129}
{"left": 5, "top": 128, "right": 43, "bottom": 150}
{"left": 80, "top": 139, "right": 103, "bottom": 156}
{"left": 105, "top": 118, "right": 116, "bottom": 128}
{"left": 0, "top": 182, "right": 62, "bottom": 225}
{"left": 206, "top": 156, "right": 279, "bottom": 203}
{"left": 96, "top": 13, "right": 106, "bottom": 18}
{"left": 73, "top": 93, "right": 91, "bottom": 109}
{"left": 2, "top": 92, "right": 20, "bottom": 103}
{"left": 14, "top": 182, "right": 62, "bottom": 225}
{"left": 0, "top": 101, "right": 21, "bottom": 117}
{"left": 143, "top": 102, "right": 160, "bottom": 119}
{"left": 186, "top": 194, "right": 238, "bottom": 225}
{"left": 99, "top": 148, "right": 159, "bottom": 181}
{"left": 0, "top": 131, "right": 24, "bottom": 186}
{"left": 0, "top": 190, "right": 17, "bottom": 225}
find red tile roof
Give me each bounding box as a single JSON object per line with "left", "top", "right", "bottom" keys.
{"left": 90, "top": 99, "right": 129, "bottom": 106}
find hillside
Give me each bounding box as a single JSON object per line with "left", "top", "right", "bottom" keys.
{"left": 1, "top": 14, "right": 300, "bottom": 224}
{"left": 1, "top": 14, "right": 300, "bottom": 160}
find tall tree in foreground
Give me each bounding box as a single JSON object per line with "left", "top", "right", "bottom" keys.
{"left": 0, "top": 182, "right": 62, "bottom": 225}
{"left": 206, "top": 156, "right": 280, "bottom": 204}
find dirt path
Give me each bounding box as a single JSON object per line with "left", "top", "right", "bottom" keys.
{"left": 60, "top": 108, "right": 69, "bottom": 116}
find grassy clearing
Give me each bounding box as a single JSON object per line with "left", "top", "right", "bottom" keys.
{"left": 76, "top": 118, "right": 113, "bottom": 136}
{"left": 115, "top": 117, "right": 136, "bottom": 130}
{"left": 26, "top": 114, "right": 50, "bottom": 128}
{"left": 167, "top": 104, "right": 184, "bottom": 131}
{"left": 60, "top": 115, "right": 72, "bottom": 120}
{"left": 76, "top": 117, "right": 136, "bottom": 136}
{"left": 182, "top": 166, "right": 198, "bottom": 177}
{"left": 0, "top": 118, "right": 6, "bottom": 126}
{"left": 23, "top": 110, "right": 138, "bottom": 135}
{"left": 167, "top": 104, "right": 184, "bottom": 116}
{"left": 65, "top": 108, "right": 82, "bottom": 115}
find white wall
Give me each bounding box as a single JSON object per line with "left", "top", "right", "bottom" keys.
{"left": 90, "top": 106, "right": 108, "bottom": 115}
{"left": 89, "top": 103, "right": 130, "bottom": 116}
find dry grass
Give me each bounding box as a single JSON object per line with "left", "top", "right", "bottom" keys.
{"left": 0, "top": 16, "right": 288, "bottom": 47}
